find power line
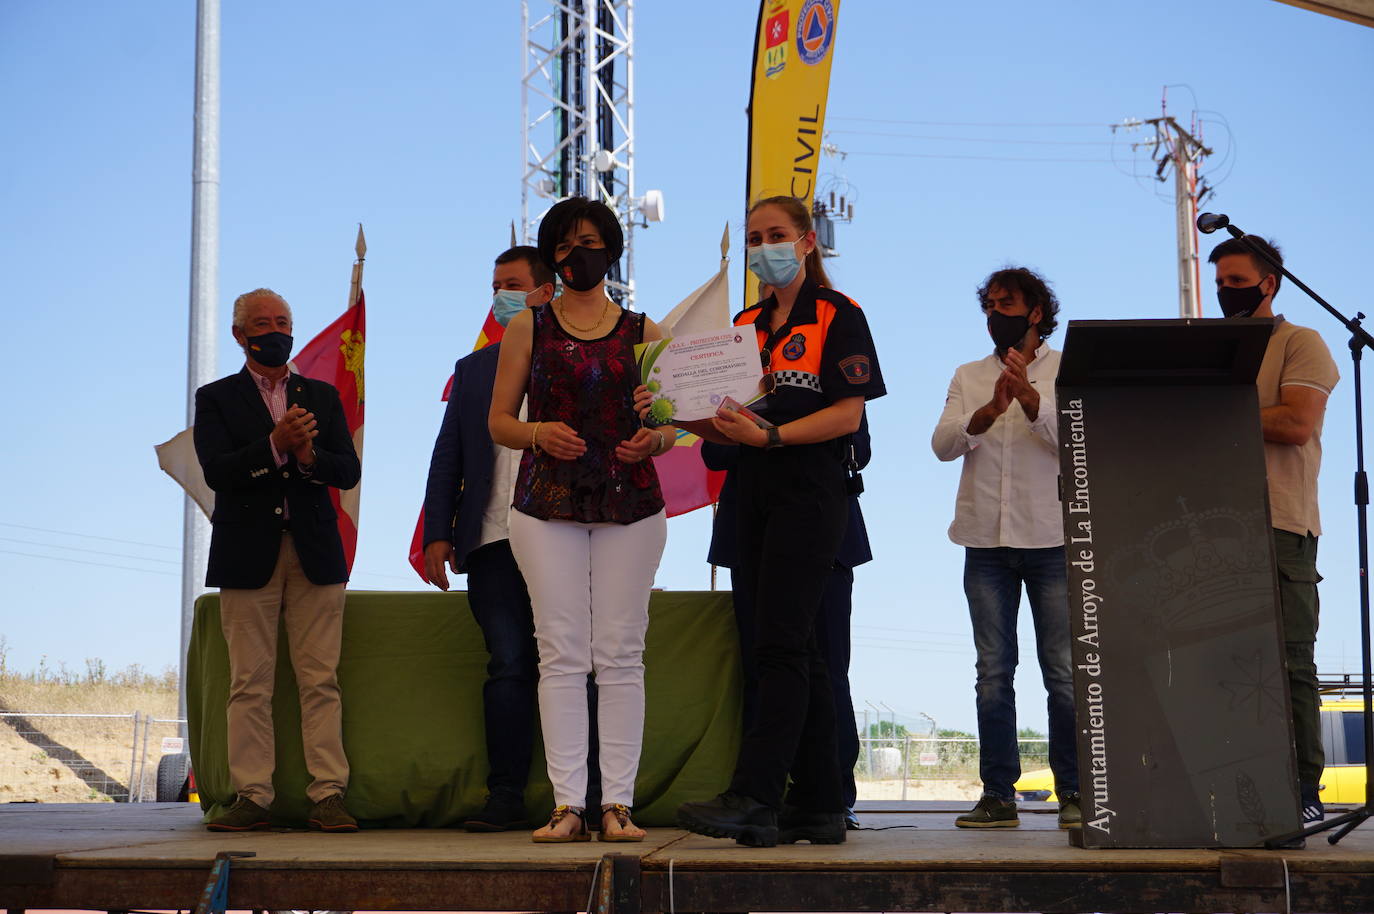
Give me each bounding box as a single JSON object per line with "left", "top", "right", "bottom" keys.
{"left": 0, "top": 536, "right": 180, "bottom": 566}
{"left": 0, "top": 521, "right": 178, "bottom": 552}
{"left": 853, "top": 624, "right": 968, "bottom": 642}
{"left": 829, "top": 116, "right": 1107, "bottom": 128}
{"left": 853, "top": 639, "right": 974, "bottom": 657}
{"left": 845, "top": 150, "right": 1113, "bottom": 164}
{"left": 829, "top": 129, "right": 1114, "bottom": 147}
{"left": 0, "top": 548, "right": 178, "bottom": 577}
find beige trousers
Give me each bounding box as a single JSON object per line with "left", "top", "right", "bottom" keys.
{"left": 219, "top": 533, "right": 348, "bottom": 806}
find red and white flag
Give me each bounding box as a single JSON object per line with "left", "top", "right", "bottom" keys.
{"left": 407, "top": 304, "right": 504, "bottom": 579}
{"left": 290, "top": 291, "right": 366, "bottom": 572}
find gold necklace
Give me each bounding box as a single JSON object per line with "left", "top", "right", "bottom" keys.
{"left": 557, "top": 296, "right": 613, "bottom": 333}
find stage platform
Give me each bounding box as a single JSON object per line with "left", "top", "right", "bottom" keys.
{"left": 3, "top": 801, "right": 1373, "bottom": 913}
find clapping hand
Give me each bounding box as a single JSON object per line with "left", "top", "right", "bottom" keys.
{"left": 271, "top": 406, "right": 318, "bottom": 462}
{"left": 1000, "top": 347, "right": 1038, "bottom": 416}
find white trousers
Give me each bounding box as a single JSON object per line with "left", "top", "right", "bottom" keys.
{"left": 508, "top": 508, "right": 667, "bottom": 808}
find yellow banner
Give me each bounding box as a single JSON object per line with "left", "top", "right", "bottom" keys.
{"left": 745, "top": 0, "right": 841, "bottom": 307}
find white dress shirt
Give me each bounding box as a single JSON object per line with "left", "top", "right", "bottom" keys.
{"left": 478, "top": 399, "right": 526, "bottom": 548}
{"left": 931, "top": 343, "right": 1063, "bottom": 549}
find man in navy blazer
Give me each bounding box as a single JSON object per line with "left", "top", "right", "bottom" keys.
{"left": 704, "top": 412, "right": 872, "bottom": 829}
{"left": 423, "top": 246, "right": 557, "bottom": 831}
{"left": 194, "top": 288, "right": 361, "bottom": 833}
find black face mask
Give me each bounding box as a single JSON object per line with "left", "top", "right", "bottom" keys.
{"left": 244, "top": 331, "right": 293, "bottom": 367}
{"left": 556, "top": 246, "right": 612, "bottom": 292}
{"left": 1217, "top": 282, "right": 1267, "bottom": 318}
{"left": 988, "top": 311, "right": 1031, "bottom": 352}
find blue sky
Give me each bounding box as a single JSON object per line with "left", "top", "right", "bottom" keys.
{"left": 1, "top": 1, "right": 1371, "bottom": 734}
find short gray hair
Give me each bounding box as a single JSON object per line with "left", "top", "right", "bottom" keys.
{"left": 232, "top": 288, "right": 292, "bottom": 328}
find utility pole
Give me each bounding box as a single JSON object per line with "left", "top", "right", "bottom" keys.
{"left": 180, "top": 0, "right": 220, "bottom": 732}
{"left": 1113, "top": 98, "right": 1214, "bottom": 317}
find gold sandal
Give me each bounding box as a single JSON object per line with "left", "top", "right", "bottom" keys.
{"left": 599, "top": 803, "right": 645, "bottom": 842}
{"left": 532, "top": 805, "right": 590, "bottom": 843}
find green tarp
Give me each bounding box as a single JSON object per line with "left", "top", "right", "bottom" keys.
{"left": 188, "top": 590, "right": 741, "bottom": 827}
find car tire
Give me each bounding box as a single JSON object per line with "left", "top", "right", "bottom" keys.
{"left": 155, "top": 752, "right": 191, "bottom": 803}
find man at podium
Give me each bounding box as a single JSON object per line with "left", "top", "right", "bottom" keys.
{"left": 1209, "top": 236, "right": 1340, "bottom": 824}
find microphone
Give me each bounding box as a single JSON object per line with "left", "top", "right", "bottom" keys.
{"left": 1197, "top": 212, "right": 1230, "bottom": 234}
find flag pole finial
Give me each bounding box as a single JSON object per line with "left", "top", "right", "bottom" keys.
{"left": 349, "top": 224, "right": 366, "bottom": 308}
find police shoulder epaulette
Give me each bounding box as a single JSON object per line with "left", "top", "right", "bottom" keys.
{"left": 814, "top": 286, "right": 860, "bottom": 312}
{"left": 733, "top": 303, "right": 765, "bottom": 323}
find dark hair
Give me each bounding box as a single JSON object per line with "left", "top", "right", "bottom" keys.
{"left": 1207, "top": 236, "right": 1283, "bottom": 295}
{"left": 536, "top": 197, "right": 624, "bottom": 271}
{"left": 976, "top": 267, "right": 1061, "bottom": 340}
{"left": 747, "top": 195, "right": 832, "bottom": 288}
{"left": 495, "top": 245, "right": 555, "bottom": 288}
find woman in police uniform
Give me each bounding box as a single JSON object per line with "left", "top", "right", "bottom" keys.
{"left": 674, "top": 196, "right": 885, "bottom": 847}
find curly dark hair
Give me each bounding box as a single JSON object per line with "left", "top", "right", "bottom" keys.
{"left": 976, "top": 266, "right": 1060, "bottom": 341}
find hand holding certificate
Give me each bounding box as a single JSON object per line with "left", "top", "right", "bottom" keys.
{"left": 635, "top": 328, "right": 764, "bottom": 425}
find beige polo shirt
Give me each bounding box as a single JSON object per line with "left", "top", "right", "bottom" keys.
{"left": 1258, "top": 317, "right": 1339, "bottom": 537}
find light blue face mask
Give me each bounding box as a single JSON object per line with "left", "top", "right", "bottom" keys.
{"left": 492, "top": 289, "right": 531, "bottom": 327}
{"left": 747, "top": 239, "right": 803, "bottom": 289}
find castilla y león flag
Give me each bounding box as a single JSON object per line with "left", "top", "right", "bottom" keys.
{"left": 290, "top": 291, "right": 366, "bottom": 572}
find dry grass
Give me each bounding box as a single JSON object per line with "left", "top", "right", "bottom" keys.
{"left": 0, "top": 638, "right": 179, "bottom": 803}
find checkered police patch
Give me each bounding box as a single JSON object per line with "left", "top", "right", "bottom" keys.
{"left": 839, "top": 355, "right": 871, "bottom": 384}
{"left": 771, "top": 369, "right": 821, "bottom": 392}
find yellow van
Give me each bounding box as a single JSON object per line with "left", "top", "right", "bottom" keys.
{"left": 1014, "top": 696, "right": 1367, "bottom": 804}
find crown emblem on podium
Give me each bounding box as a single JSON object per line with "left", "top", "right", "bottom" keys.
{"left": 1106, "top": 497, "right": 1273, "bottom": 635}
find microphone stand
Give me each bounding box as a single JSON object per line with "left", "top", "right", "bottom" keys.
{"left": 1223, "top": 224, "right": 1374, "bottom": 848}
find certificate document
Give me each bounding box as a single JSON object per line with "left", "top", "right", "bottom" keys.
{"left": 635, "top": 327, "right": 763, "bottom": 424}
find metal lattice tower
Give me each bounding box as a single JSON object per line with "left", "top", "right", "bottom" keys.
{"left": 521, "top": 0, "right": 662, "bottom": 310}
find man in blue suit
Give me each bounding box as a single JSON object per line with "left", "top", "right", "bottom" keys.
{"left": 703, "top": 413, "right": 872, "bottom": 830}
{"left": 422, "top": 246, "right": 556, "bottom": 831}
{"left": 194, "top": 288, "right": 361, "bottom": 833}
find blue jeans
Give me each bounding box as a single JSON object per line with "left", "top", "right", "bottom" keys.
{"left": 963, "top": 546, "right": 1078, "bottom": 799}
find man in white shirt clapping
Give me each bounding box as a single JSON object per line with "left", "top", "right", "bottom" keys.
{"left": 931, "top": 267, "right": 1080, "bottom": 831}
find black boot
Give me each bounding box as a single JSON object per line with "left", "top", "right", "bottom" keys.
{"left": 677, "top": 791, "right": 779, "bottom": 847}
{"left": 778, "top": 806, "right": 847, "bottom": 845}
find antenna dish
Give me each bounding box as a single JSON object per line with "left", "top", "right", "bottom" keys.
{"left": 639, "top": 189, "right": 665, "bottom": 223}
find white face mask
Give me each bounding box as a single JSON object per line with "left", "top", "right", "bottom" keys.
{"left": 747, "top": 239, "right": 803, "bottom": 289}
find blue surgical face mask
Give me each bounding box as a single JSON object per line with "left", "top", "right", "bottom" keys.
{"left": 747, "top": 239, "right": 803, "bottom": 289}
{"left": 492, "top": 289, "right": 532, "bottom": 327}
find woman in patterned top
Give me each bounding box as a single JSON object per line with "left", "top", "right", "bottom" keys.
{"left": 489, "top": 197, "right": 674, "bottom": 843}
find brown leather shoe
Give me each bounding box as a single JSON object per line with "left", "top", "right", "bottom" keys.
{"left": 206, "top": 795, "right": 270, "bottom": 831}
{"left": 308, "top": 794, "right": 359, "bottom": 832}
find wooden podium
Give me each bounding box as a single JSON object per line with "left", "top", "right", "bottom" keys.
{"left": 1056, "top": 318, "right": 1301, "bottom": 847}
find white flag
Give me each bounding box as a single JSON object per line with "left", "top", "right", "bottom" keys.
{"left": 155, "top": 428, "right": 213, "bottom": 518}
{"left": 657, "top": 223, "right": 731, "bottom": 336}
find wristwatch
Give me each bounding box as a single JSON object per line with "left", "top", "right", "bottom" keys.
{"left": 764, "top": 426, "right": 783, "bottom": 449}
